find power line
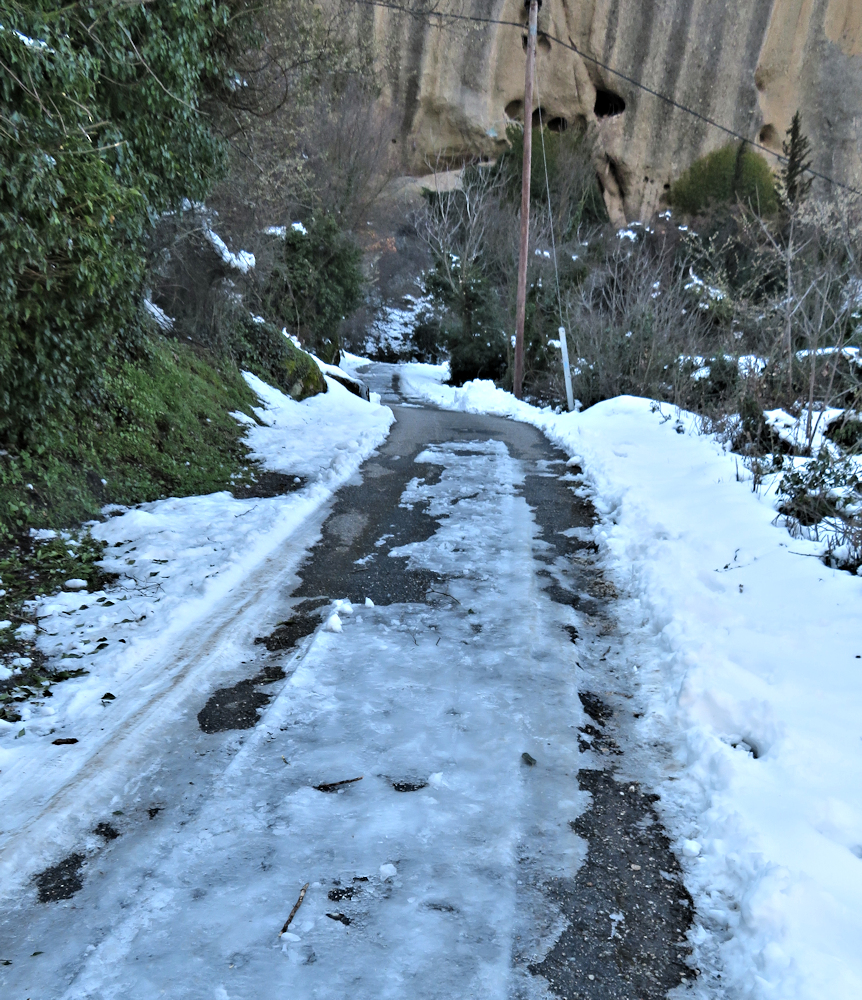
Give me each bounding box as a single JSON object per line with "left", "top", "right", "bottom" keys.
{"left": 349, "top": 0, "right": 862, "bottom": 198}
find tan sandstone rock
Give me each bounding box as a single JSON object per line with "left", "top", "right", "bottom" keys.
{"left": 359, "top": 0, "right": 862, "bottom": 222}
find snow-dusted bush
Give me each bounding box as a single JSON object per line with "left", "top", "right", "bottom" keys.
{"left": 776, "top": 448, "right": 862, "bottom": 570}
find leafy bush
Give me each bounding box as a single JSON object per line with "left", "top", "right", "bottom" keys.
{"left": 777, "top": 448, "right": 862, "bottom": 527}
{"left": 264, "top": 216, "right": 364, "bottom": 363}
{"left": 497, "top": 124, "right": 608, "bottom": 236}
{"left": 0, "top": 0, "right": 256, "bottom": 448}
{"left": 775, "top": 447, "right": 862, "bottom": 573}
{"left": 668, "top": 143, "right": 777, "bottom": 216}
{"left": 424, "top": 265, "right": 507, "bottom": 385}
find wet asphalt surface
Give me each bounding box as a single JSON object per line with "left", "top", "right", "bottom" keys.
{"left": 20, "top": 366, "right": 694, "bottom": 997}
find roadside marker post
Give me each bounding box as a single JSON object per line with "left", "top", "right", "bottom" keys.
{"left": 558, "top": 326, "right": 575, "bottom": 412}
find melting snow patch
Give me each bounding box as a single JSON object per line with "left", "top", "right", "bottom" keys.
{"left": 143, "top": 299, "right": 174, "bottom": 331}
{"left": 203, "top": 225, "right": 255, "bottom": 273}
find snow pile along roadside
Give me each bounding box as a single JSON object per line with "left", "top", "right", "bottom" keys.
{"left": 399, "top": 364, "right": 862, "bottom": 1000}
{"left": 0, "top": 372, "right": 392, "bottom": 785}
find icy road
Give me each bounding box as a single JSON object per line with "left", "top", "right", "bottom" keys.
{"left": 0, "top": 371, "right": 692, "bottom": 999}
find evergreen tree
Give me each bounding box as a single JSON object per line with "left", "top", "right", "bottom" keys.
{"left": 779, "top": 111, "right": 813, "bottom": 206}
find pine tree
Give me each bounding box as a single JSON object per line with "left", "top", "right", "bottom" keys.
{"left": 779, "top": 111, "right": 813, "bottom": 206}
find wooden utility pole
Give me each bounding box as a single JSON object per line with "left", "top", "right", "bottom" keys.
{"left": 513, "top": 0, "right": 539, "bottom": 400}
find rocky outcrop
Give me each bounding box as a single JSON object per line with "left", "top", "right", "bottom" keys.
{"left": 366, "top": 0, "right": 862, "bottom": 222}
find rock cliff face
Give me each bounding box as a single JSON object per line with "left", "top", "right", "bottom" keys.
{"left": 367, "top": 0, "right": 862, "bottom": 222}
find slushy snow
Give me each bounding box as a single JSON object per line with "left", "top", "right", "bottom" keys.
{"left": 0, "top": 371, "right": 393, "bottom": 884}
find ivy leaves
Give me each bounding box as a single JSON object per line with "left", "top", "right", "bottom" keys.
{"left": 0, "top": 1, "right": 255, "bottom": 445}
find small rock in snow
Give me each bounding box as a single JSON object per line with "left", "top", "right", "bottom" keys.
{"left": 379, "top": 863, "right": 397, "bottom": 879}
{"left": 65, "top": 578, "right": 88, "bottom": 590}
{"left": 365, "top": 597, "right": 374, "bottom": 607}
{"left": 682, "top": 838, "right": 701, "bottom": 857}
{"left": 325, "top": 613, "right": 343, "bottom": 633}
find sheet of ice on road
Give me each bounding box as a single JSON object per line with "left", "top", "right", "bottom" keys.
{"left": 45, "top": 440, "right": 584, "bottom": 999}
{"left": 399, "top": 364, "right": 862, "bottom": 1000}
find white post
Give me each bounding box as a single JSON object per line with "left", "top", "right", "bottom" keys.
{"left": 558, "top": 326, "right": 575, "bottom": 412}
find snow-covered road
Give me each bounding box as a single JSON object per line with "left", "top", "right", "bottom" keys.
{"left": 6, "top": 358, "right": 859, "bottom": 1000}
{"left": 1, "top": 384, "right": 691, "bottom": 999}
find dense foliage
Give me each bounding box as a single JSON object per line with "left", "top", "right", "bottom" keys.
{"left": 0, "top": 2, "right": 261, "bottom": 447}
{"left": 264, "top": 217, "right": 364, "bottom": 363}
{"left": 417, "top": 125, "right": 607, "bottom": 388}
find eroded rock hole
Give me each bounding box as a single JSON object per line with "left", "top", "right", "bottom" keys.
{"left": 506, "top": 99, "right": 523, "bottom": 120}
{"left": 531, "top": 108, "right": 567, "bottom": 131}
{"left": 759, "top": 124, "right": 779, "bottom": 146}
{"left": 594, "top": 89, "right": 626, "bottom": 117}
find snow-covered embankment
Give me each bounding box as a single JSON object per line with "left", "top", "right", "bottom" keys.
{"left": 397, "top": 362, "right": 862, "bottom": 1000}
{"left": 0, "top": 372, "right": 393, "bottom": 889}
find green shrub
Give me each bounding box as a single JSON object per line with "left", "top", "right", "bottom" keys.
{"left": 425, "top": 260, "right": 507, "bottom": 385}
{"left": 0, "top": 0, "right": 257, "bottom": 449}
{"left": 264, "top": 216, "right": 364, "bottom": 363}
{"left": 777, "top": 447, "right": 861, "bottom": 527}
{"left": 668, "top": 142, "right": 777, "bottom": 216}
{"left": 497, "top": 124, "right": 607, "bottom": 236}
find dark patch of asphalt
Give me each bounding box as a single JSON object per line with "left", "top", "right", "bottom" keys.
{"left": 197, "top": 662, "right": 287, "bottom": 733}
{"left": 33, "top": 853, "right": 86, "bottom": 903}
{"left": 531, "top": 765, "right": 694, "bottom": 999}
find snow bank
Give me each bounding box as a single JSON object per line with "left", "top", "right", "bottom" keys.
{"left": 0, "top": 374, "right": 393, "bottom": 867}
{"left": 203, "top": 224, "right": 255, "bottom": 273}
{"left": 399, "top": 364, "right": 862, "bottom": 999}
{"left": 21, "top": 373, "right": 392, "bottom": 702}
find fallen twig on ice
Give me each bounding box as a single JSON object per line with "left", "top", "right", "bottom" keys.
{"left": 279, "top": 882, "right": 309, "bottom": 936}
